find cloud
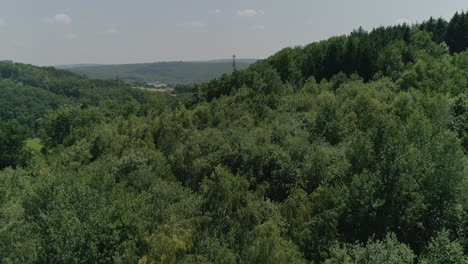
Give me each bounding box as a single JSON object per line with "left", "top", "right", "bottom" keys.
{"left": 396, "top": 18, "right": 410, "bottom": 24}
{"left": 64, "top": 33, "right": 77, "bottom": 39}
{"left": 99, "top": 28, "right": 120, "bottom": 35}
{"left": 46, "top": 13, "right": 72, "bottom": 24}
{"left": 249, "top": 25, "right": 265, "bottom": 31}
{"left": 177, "top": 21, "right": 206, "bottom": 28}
{"left": 215, "top": 9, "right": 221, "bottom": 14}
{"left": 0, "top": 18, "right": 8, "bottom": 28}
{"left": 236, "top": 9, "right": 258, "bottom": 17}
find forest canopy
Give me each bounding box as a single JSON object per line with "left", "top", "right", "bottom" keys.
{"left": 0, "top": 11, "right": 468, "bottom": 264}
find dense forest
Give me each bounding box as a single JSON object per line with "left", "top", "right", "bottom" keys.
{"left": 1, "top": 11, "right": 468, "bottom": 264}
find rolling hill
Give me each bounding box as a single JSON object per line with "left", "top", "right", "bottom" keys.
{"left": 57, "top": 59, "right": 257, "bottom": 84}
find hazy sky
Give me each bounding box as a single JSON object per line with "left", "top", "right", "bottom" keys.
{"left": 0, "top": 0, "right": 466, "bottom": 65}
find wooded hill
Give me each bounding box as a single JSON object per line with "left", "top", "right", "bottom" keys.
{"left": 60, "top": 59, "right": 256, "bottom": 84}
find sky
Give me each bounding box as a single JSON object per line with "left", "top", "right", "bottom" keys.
{"left": 0, "top": 0, "right": 466, "bottom": 66}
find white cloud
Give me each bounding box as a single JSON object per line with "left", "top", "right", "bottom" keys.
{"left": 0, "top": 18, "right": 8, "bottom": 28}
{"left": 249, "top": 25, "right": 265, "bottom": 31}
{"left": 99, "top": 28, "right": 120, "bottom": 35}
{"left": 396, "top": 18, "right": 410, "bottom": 24}
{"left": 177, "top": 21, "right": 206, "bottom": 28}
{"left": 236, "top": 9, "right": 258, "bottom": 17}
{"left": 258, "top": 10, "right": 265, "bottom": 15}
{"left": 46, "top": 13, "right": 72, "bottom": 24}
{"left": 215, "top": 9, "right": 221, "bottom": 14}
{"left": 64, "top": 33, "right": 77, "bottom": 39}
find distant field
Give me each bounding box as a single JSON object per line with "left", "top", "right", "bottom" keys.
{"left": 58, "top": 59, "right": 257, "bottom": 84}
{"left": 133, "top": 86, "right": 174, "bottom": 93}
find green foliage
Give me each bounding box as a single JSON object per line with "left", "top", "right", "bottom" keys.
{"left": 24, "top": 138, "right": 43, "bottom": 154}
{"left": 0, "top": 120, "right": 30, "bottom": 169}
{"left": 41, "top": 105, "right": 104, "bottom": 148}
{"left": 419, "top": 230, "right": 468, "bottom": 264}
{"left": 325, "top": 233, "right": 415, "bottom": 264}
{"left": 0, "top": 79, "right": 66, "bottom": 135}
{"left": 0, "top": 168, "right": 39, "bottom": 264}
{"left": 446, "top": 11, "right": 468, "bottom": 54}
{"left": 377, "top": 40, "right": 409, "bottom": 80}
{"left": 452, "top": 92, "right": 468, "bottom": 153}
{"left": 0, "top": 62, "right": 145, "bottom": 136}
{"left": 1, "top": 12, "right": 468, "bottom": 264}
{"left": 173, "top": 83, "right": 195, "bottom": 94}
{"left": 244, "top": 221, "right": 306, "bottom": 264}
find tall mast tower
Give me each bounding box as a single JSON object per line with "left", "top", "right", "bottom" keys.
{"left": 232, "top": 54, "right": 237, "bottom": 72}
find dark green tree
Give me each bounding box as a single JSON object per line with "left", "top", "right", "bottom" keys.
{"left": 0, "top": 120, "right": 30, "bottom": 169}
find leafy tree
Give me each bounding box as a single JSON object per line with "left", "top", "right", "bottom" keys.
{"left": 0, "top": 120, "right": 30, "bottom": 169}
{"left": 41, "top": 105, "right": 103, "bottom": 148}
{"left": 244, "top": 221, "right": 306, "bottom": 264}
{"left": 325, "top": 233, "right": 415, "bottom": 264}
{"left": 419, "top": 230, "right": 468, "bottom": 264}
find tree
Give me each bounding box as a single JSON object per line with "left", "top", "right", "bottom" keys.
{"left": 419, "top": 17, "right": 448, "bottom": 44}
{"left": 40, "top": 105, "right": 103, "bottom": 148}
{"left": 377, "top": 40, "right": 409, "bottom": 80}
{"left": 446, "top": 11, "right": 468, "bottom": 53}
{"left": 244, "top": 221, "right": 306, "bottom": 264}
{"left": 419, "top": 230, "right": 468, "bottom": 264}
{"left": 0, "top": 120, "right": 30, "bottom": 169}
{"left": 325, "top": 233, "right": 415, "bottom": 264}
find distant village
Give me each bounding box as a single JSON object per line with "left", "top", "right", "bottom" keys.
{"left": 145, "top": 81, "right": 168, "bottom": 89}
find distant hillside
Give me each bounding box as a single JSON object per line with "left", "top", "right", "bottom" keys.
{"left": 60, "top": 59, "right": 257, "bottom": 84}
{"left": 54, "top": 64, "right": 102, "bottom": 69}
{"left": 202, "top": 58, "right": 258, "bottom": 64}
{"left": 0, "top": 62, "right": 145, "bottom": 135}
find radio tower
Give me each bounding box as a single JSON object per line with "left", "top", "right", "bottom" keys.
{"left": 232, "top": 54, "right": 237, "bottom": 72}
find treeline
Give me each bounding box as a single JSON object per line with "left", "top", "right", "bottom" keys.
{"left": 0, "top": 62, "right": 150, "bottom": 170}
{"left": 197, "top": 11, "right": 468, "bottom": 100}
{"left": 0, "top": 62, "right": 147, "bottom": 105}
{"left": 0, "top": 62, "right": 146, "bottom": 136}
{"left": 0, "top": 12, "right": 467, "bottom": 264}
